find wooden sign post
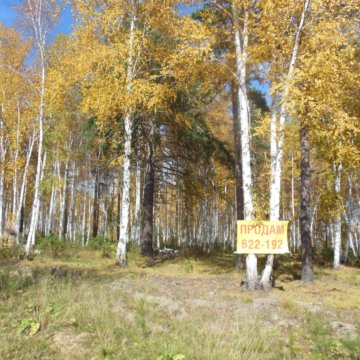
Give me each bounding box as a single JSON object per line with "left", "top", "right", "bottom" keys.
{"left": 235, "top": 221, "right": 289, "bottom": 254}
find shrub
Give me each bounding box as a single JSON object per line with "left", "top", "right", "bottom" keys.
{"left": 87, "top": 237, "right": 116, "bottom": 257}
{"left": 36, "top": 236, "right": 66, "bottom": 258}
{"left": 0, "top": 235, "right": 21, "bottom": 259}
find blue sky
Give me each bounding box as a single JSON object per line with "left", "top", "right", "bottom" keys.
{"left": 0, "top": 0, "right": 73, "bottom": 37}
{"left": 0, "top": 0, "right": 18, "bottom": 27}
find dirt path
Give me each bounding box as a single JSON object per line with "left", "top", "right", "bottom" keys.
{"left": 110, "top": 271, "right": 359, "bottom": 337}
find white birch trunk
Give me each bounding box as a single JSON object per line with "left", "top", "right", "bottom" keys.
{"left": 58, "top": 161, "right": 69, "bottom": 239}
{"left": 0, "top": 96, "right": 6, "bottom": 236}
{"left": 261, "top": 104, "right": 283, "bottom": 288}
{"left": 25, "top": 91, "right": 45, "bottom": 254}
{"left": 15, "top": 135, "right": 35, "bottom": 243}
{"left": 333, "top": 163, "right": 342, "bottom": 269}
{"left": 26, "top": 151, "right": 47, "bottom": 252}
{"left": 72, "top": 167, "right": 78, "bottom": 242}
{"left": 47, "top": 184, "right": 56, "bottom": 235}
{"left": 260, "top": 0, "right": 310, "bottom": 288}
{"left": 12, "top": 102, "right": 21, "bottom": 220}
{"left": 68, "top": 162, "right": 75, "bottom": 241}
{"left": 46, "top": 183, "right": 56, "bottom": 236}
{"left": 232, "top": 5, "right": 257, "bottom": 289}
{"left": 0, "top": 162, "right": 5, "bottom": 237}
{"left": 46, "top": 161, "right": 58, "bottom": 236}
{"left": 116, "top": 5, "right": 137, "bottom": 265}
{"left": 156, "top": 191, "right": 161, "bottom": 248}
{"left": 25, "top": 0, "right": 47, "bottom": 256}
{"left": 345, "top": 173, "right": 355, "bottom": 260}
{"left": 81, "top": 192, "right": 86, "bottom": 246}
{"left": 86, "top": 196, "right": 92, "bottom": 246}
{"left": 291, "top": 154, "right": 297, "bottom": 250}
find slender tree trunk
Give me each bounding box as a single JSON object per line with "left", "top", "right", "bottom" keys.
{"left": 141, "top": 122, "right": 156, "bottom": 257}
{"left": 345, "top": 173, "right": 355, "bottom": 262}
{"left": 232, "top": 6, "right": 257, "bottom": 289}
{"left": 39, "top": 203, "right": 44, "bottom": 237}
{"left": 92, "top": 167, "right": 100, "bottom": 238}
{"left": 116, "top": 111, "right": 133, "bottom": 265}
{"left": 46, "top": 183, "right": 56, "bottom": 236}
{"left": 20, "top": 191, "right": 25, "bottom": 234}
{"left": 231, "top": 83, "right": 244, "bottom": 220}
{"left": 333, "top": 163, "right": 342, "bottom": 269}
{"left": 59, "top": 161, "right": 69, "bottom": 239}
{"left": 46, "top": 161, "right": 58, "bottom": 236}
{"left": 117, "top": 174, "right": 121, "bottom": 242}
{"left": 291, "top": 153, "right": 297, "bottom": 251}
{"left": 103, "top": 195, "right": 108, "bottom": 239}
{"left": 261, "top": 104, "right": 283, "bottom": 289}
{"left": 68, "top": 162, "right": 76, "bottom": 241}
{"left": 157, "top": 190, "right": 161, "bottom": 248}
{"left": 82, "top": 191, "right": 87, "bottom": 246}
{"left": 12, "top": 102, "right": 21, "bottom": 223}
{"left": 232, "top": 82, "right": 245, "bottom": 270}
{"left": 25, "top": 116, "right": 44, "bottom": 253}
{"left": 86, "top": 196, "right": 92, "bottom": 246}
{"left": 27, "top": 151, "right": 47, "bottom": 251}
{"left": 0, "top": 97, "right": 6, "bottom": 236}
{"left": 25, "top": 22, "right": 46, "bottom": 256}
{"left": 300, "top": 123, "right": 314, "bottom": 282}
{"left": 110, "top": 176, "right": 115, "bottom": 242}
{"left": 116, "top": 4, "right": 137, "bottom": 265}
{"left": 260, "top": 0, "right": 310, "bottom": 288}
{"left": 0, "top": 162, "right": 5, "bottom": 236}
{"left": 15, "top": 136, "right": 35, "bottom": 243}
{"left": 131, "top": 156, "right": 142, "bottom": 244}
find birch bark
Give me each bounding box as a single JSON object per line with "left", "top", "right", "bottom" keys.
{"left": 333, "top": 163, "right": 342, "bottom": 269}
{"left": 46, "top": 161, "right": 58, "bottom": 236}
{"left": 344, "top": 174, "right": 355, "bottom": 260}
{"left": 0, "top": 97, "right": 6, "bottom": 236}
{"left": 232, "top": 4, "right": 257, "bottom": 289}
{"left": 260, "top": 0, "right": 310, "bottom": 289}
{"left": 81, "top": 192, "right": 87, "bottom": 246}
{"left": 12, "top": 102, "right": 21, "bottom": 220}
{"left": 58, "top": 161, "right": 69, "bottom": 240}
{"left": 25, "top": 0, "right": 48, "bottom": 256}
{"left": 16, "top": 135, "right": 35, "bottom": 243}
{"left": 116, "top": 2, "right": 137, "bottom": 265}
{"left": 26, "top": 151, "right": 47, "bottom": 253}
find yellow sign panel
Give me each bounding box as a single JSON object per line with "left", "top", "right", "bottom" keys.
{"left": 235, "top": 221, "right": 289, "bottom": 254}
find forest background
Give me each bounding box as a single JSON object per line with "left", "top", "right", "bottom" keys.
{"left": 0, "top": 0, "right": 359, "bottom": 289}
{"left": 1, "top": 1, "right": 360, "bottom": 359}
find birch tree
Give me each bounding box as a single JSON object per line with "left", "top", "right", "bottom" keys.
{"left": 115, "top": 1, "right": 138, "bottom": 265}
{"left": 231, "top": 1, "right": 258, "bottom": 289}
{"left": 258, "top": 0, "right": 311, "bottom": 289}
{"left": 19, "top": 0, "right": 58, "bottom": 257}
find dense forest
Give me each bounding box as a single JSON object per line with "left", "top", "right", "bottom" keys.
{"left": 0, "top": 0, "right": 359, "bottom": 290}
{"left": 1, "top": 1, "right": 360, "bottom": 359}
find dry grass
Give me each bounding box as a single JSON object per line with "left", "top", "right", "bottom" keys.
{"left": 1, "top": 248, "right": 360, "bottom": 359}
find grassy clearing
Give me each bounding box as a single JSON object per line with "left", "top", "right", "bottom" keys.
{"left": 0, "top": 247, "right": 360, "bottom": 359}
